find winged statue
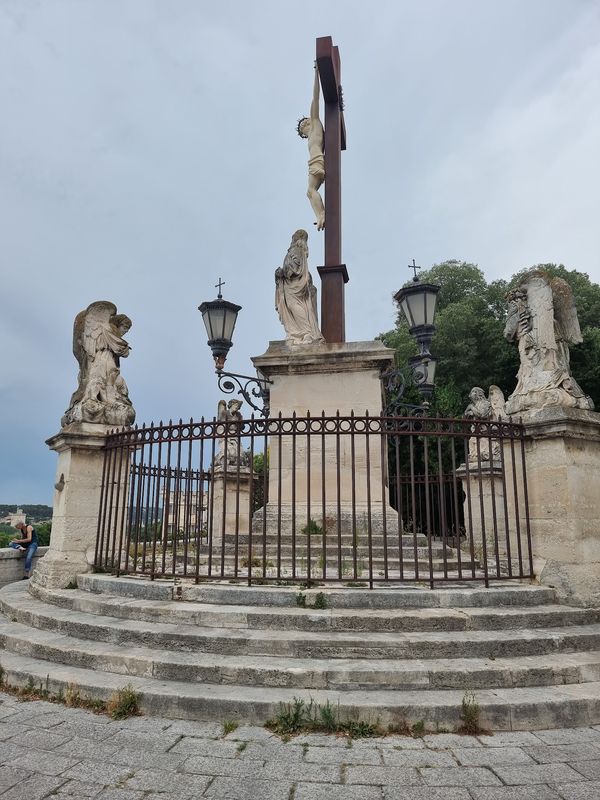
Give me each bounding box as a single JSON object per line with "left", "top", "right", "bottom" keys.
{"left": 61, "top": 301, "right": 135, "bottom": 428}
{"left": 503, "top": 270, "right": 594, "bottom": 415}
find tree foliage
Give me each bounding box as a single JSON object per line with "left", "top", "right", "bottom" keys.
{"left": 380, "top": 260, "right": 600, "bottom": 416}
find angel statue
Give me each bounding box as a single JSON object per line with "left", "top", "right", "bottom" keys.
{"left": 61, "top": 301, "right": 135, "bottom": 428}
{"left": 504, "top": 270, "right": 594, "bottom": 415}
{"left": 214, "top": 399, "right": 249, "bottom": 468}
{"left": 464, "top": 385, "right": 506, "bottom": 462}
{"left": 275, "top": 229, "right": 325, "bottom": 346}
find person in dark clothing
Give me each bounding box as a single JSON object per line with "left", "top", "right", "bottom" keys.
{"left": 10, "top": 522, "right": 38, "bottom": 579}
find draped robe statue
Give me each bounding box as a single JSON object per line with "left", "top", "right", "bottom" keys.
{"left": 275, "top": 229, "right": 325, "bottom": 346}
{"left": 62, "top": 301, "right": 135, "bottom": 428}
{"left": 464, "top": 385, "right": 506, "bottom": 462}
{"left": 503, "top": 271, "right": 594, "bottom": 415}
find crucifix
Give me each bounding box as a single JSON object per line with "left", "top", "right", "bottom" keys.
{"left": 315, "top": 35, "right": 349, "bottom": 343}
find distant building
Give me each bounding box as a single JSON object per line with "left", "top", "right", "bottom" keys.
{"left": 0, "top": 508, "right": 27, "bottom": 527}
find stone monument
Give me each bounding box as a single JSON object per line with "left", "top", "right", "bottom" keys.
{"left": 32, "top": 302, "right": 135, "bottom": 589}
{"left": 503, "top": 273, "right": 600, "bottom": 605}
{"left": 504, "top": 271, "right": 594, "bottom": 415}
{"left": 209, "top": 399, "right": 253, "bottom": 543}
{"left": 275, "top": 229, "right": 324, "bottom": 346}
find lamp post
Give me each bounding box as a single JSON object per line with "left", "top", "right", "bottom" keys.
{"left": 199, "top": 279, "right": 271, "bottom": 416}
{"left": 384, "top": 261, "right": 440, "bottom": 413}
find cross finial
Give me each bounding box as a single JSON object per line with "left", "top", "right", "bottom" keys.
{"left": 409, "top": 259, "right": 421, "bottom": 281}
{"left": 215, "top": 277, "right": 225, "bottom": 298}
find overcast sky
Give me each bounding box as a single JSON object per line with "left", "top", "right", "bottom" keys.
{"left": 1, "top": 0, "right": 599, "bottom": 504}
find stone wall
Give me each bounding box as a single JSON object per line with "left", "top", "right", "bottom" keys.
{"left": 0, "top": 547, "right": 47, "bottom": 588}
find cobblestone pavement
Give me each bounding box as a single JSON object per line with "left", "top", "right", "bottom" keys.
{"left": 1, "top": 692, "right": 600, "bottom": 799}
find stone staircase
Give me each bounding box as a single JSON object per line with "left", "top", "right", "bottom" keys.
{"left": 0, "top": 575, "right": 599, "bottom": 730}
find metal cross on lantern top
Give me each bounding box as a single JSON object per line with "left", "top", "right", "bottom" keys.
{"left": 316, "top": 35, "right": 349, "bottom": 344}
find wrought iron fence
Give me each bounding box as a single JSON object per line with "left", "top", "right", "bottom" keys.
{"left": 95, "top": 413, "right": 533, "bottom": 587}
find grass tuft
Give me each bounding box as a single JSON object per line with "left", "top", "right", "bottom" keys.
{"left": 106, "top": 684, "right": 141, "bottom": 720}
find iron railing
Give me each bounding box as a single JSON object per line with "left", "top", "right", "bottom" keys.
{"left": 95, "top": 413, "right": 533, "bottom": 587}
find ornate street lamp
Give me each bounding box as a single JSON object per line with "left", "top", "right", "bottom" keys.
{"left": 384, "top": 260, "right": 440, "bottom": 412}
{"left": 199, "top": 279, "right": 271, "bottom": 416}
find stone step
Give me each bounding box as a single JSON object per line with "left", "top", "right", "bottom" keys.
{"left": 1, "top": 648, "right": 598, "bottom": 730}
{"left": 2, "top": 616, "right": 600, "bottom": 692}
{"left": 3, "top": 584, "right": 600, "bottom": 660}
{"left": 78, "top": 573, "right": 557, "bottom": 608}
{"left": 27, "top": 583, "right": 600, "bottom": 634}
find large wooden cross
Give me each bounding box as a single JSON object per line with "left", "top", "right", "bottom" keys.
{"left": 316, "top": 36, "right": 349, "bottom": 343}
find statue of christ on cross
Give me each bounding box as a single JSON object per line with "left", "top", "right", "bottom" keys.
{"left": 297, "top": 65, "right": 326, "bottom": 231}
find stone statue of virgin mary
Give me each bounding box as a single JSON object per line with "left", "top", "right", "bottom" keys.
{"left": 275, "top": 229, "right": 325, "bottom": 346}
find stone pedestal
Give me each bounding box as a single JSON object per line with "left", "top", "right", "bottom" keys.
{"left": 514, "top": 407, "right": 600, "bottom": 606}
{"left": 31, "top": 423, "right": 110, "bottom": 590}
{"left": 456, "top": 460, "right": 506, "bottom": 562}
{"left": 252, "top": 340, "right": 395, "bottom": 523}
{"left": 209, "top": 466, "right": 253, "bottom": 542}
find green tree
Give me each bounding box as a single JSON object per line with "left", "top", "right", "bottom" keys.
{"left": 380, "top": 260, "right": 600, "bottom": 414}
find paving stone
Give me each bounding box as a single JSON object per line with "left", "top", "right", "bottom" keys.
{"left": 290, "top": 733, "right": 350, "bottom": 747}
{"left": 570, "top": 760, "right": 600, "bottom": 780}
{"left": 0, "top": 773, "right": 67, "bottom": 800}
{"left": 223, "top": 725, "right": 276, "bottom": 742}
{"left": 170, "top": 737, "right": 241, "bottom": 758}
{"left": 62, "top": 761, "right": 136, "bottom": 786}
{"left": 237, "top": 741, "right": 304, "bottom": 762}
{"left": 524, "top": 744, "right": 600, "bottom": 764}
{"left": 381, "top": 748, "right": 456, "bottom": 767}
{"left": 305, "top": 745, "right": 381, "bottom": 765}
{"left": 345, "top": 765, "right": 422, "bottom": 785}
{"left": 294, "top": 785, "right": 383, "bottom": 800}
{"left": 205, "top": 777, "right": 294, "bottom": 799}
{"left": 182, "top": 755, "right": 266, "bottom": 777}
{"left": 7, "top": 710, "right": 72, "bottom": 729}
{"left": 54, "top": 739, "right": 119, "bottom": 760}
{"left": 554, "top": 780, "right": 600, "bottom": 799}
{"left": 533, "top": 729, "right": 600, "bottom": 746}
{"left": 167, "top": 719, "right": 224, "bottom": 738}
{"left": 452, "top": 746, "right": 534, "bottom": 766}
{"left": 259, "top": 760, "right": 343, "bottom": 783}
{"left": 112, "top": 716, "right": 172, "bottom": 734}
{"left": 481, "top": 732, "right": 542, "bottom": 747}
{"left": 55, "top": 779, "right": 103, "bottom": 797}
{"left": 110, "top": 748, "right": 188, "bottom": 772}
{"left": 54, "top": 720, "right": 123, "bottom": 741}
{"left": 493, "top": 763, "right": 587, "bottom": 785}
{"left": 124, "top": 768, "right": 211, "bottom": 794}
{"left": 5, "top": 726, "right": 72, "bottom": 750}
{"left": 469, "top": 787, "right": 562, "bottom": 799}
{"left": 25, "top": 749, "right": 80, "bottom": 776}
{"left": 0, "top": 722, "right": 35, "bottom": 742}
{"left": 94, "top": 791, "right": 145, "bottom": 800}
{"left": 0, "top": 741, "right": 22, "bottom": 764}
{"left": 102, "top": 728, "right": 181, "bottom": 752}
{"left": 420, "top": 766, "right": 502, "bottom": 786}
{"left": 0, "top": 765, "right": 27, "bottom": 792}
{"left": 378, "top": 736, "right": 425, "bottom": 750}
{"left": 383, "top": 789, "right": 471, "bottom": 800}
{"left": 423, "top": 733, "right": 483, "bottom": 748}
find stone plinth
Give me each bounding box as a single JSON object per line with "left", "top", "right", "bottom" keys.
{"left": 512, "top": 407, "right": 600, "bottom": 606}
{"left": 456, "top": 461, "right": 507, "bottom": 561}
{"left": 31, "top": 423, "right": 110, "bottom": 590}
{"left": 209, "top": 466, "right": 254, "bottom": 542}
{"left": 252, "top": 340, "right": 395, "bottom": 518}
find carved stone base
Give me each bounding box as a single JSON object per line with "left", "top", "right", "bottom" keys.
{"left": 506, "top": 388, "right": 594, "bottom": 417}
{"left": 509, "top": 407, "right": 600, "bottom": 606}
{"left": 31, "top": 423, "right": 110, "bottom": 590}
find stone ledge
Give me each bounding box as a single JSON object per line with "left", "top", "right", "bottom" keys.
{"left": 521, "top": 407, "right": 600, "bottom": 441}
{"left": 252, "top": 340, "right": 394, "bottom": 377}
